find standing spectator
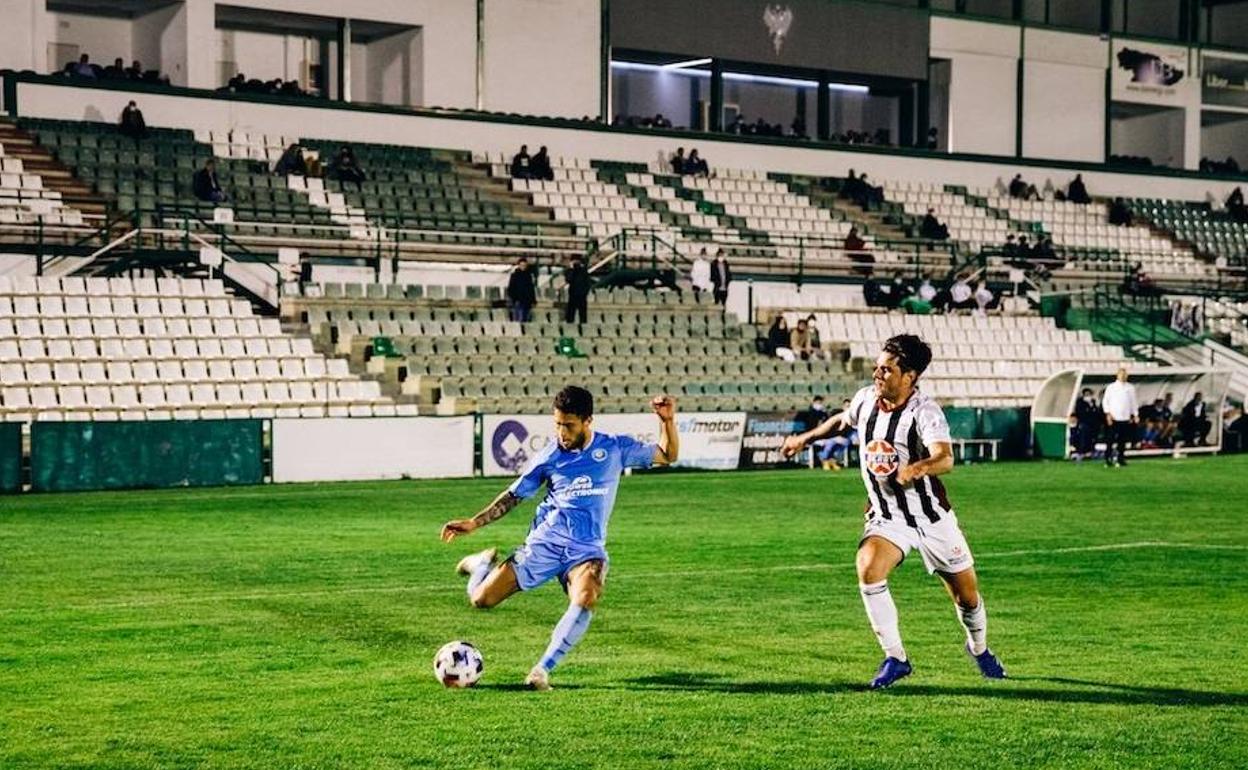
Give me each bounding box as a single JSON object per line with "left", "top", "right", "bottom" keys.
{"left": 789, "top": 318, "right": 819, "bottom": 361}
{"left": 796, "top": 395, "right": 828, "bottom": 466}
{"left": 273, "top": 143, "right": 307, "bottom": 176}
{"left": 949, "top": 275, "right": 975, "bottom": 311}
{"left": 530, "top": 146, "right": 554, "bottom": 181}
{"left": 1180, "top": 392, "right": 1212, "bottom": 446}
{"left": 510, "top": 145, "right": 532, "bottom": 179}
{"left": 1102, "top": 368, "right": 1139, "bottom": 467}
{"left": 765, "top": 315, "right": 791, "bottom": 358}
{"left": 687, "top": 149, "right": 709, "bottom": 176}
{"left": 1070, "top": 387, "right": 1101, "bottom": 459}
{"left": 331, "top": 146, "right": 366, "bottom": 191}
{"left": 711, "top": 253, "right": 731, "bottom": 305}
{"left": 563, "top": 256, "right": 591, "bottom": 324}
{"left": 690, "top": 249, "right": 712, "bottom": 296}
{"left": 119, "top": 101, "right": 146, "bottom": 141}
{"left": 507, "top": 257, "right": 537, "bottom": 323}
{"left": 920, "top": 208, "right": 949, "bottom": 240}
{"left": 670, "top": 148, "right": 687, "bottom": 175}
{"left": 1067, "top": 174, "right": 1091, "bottom": 205}
{"left": 192, "top": 159, "right": 227, "bottom": 203}
{"left": 1227, "top": 187, "right": 1248, "bottom": 223}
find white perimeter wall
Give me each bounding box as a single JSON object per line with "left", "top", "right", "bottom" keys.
{"left": 15, "top": 79, "right": 1241, "bottom": 207}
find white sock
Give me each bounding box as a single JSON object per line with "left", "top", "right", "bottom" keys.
{"left": 859, "top": 581, "right": 906, "bottom": 661}
{"left": 538, "top": 603, "right": 593, "bottom": 672}
{"left": 958, "top": 594, "right": 988, "bottom": 655}
{"left": 466, "top": 558, "right": 492, "bottom": 599}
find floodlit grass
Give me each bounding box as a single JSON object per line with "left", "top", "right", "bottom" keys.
{"left": 2, "top": 457, "right": 1247, "bottom": 769}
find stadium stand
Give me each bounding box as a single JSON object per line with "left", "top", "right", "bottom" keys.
{"left": 0, "top": 275, "right": 411, "bottom": 421}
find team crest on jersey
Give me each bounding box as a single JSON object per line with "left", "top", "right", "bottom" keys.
{"left": 592, "top": 448, "right": 607, "bottom": 462}
{"left": 864, "top": 439, "right": 899, "bottom": 478}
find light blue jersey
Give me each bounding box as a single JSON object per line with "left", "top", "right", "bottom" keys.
{"left": 506, "top": 431, "right": 655, "bottom": 590}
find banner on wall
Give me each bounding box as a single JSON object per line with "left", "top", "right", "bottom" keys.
{"left": 1111, "top": 39, "right": 1194, "bottom": 107}
{"left": 482, "top": 412, "right": 746, "bottom": 476}
{"left": 272, "top": 417, "right": 474, "bottom": 483}
{"left": 1202, "top": 54, "right": 1248, "bottom": 110}
{"left": 739, "top": 411, "right": 809, "bottom": 469}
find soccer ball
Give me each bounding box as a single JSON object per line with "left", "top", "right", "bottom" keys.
{"left": 433, "top": 640, "right": 484, "bottom": 688}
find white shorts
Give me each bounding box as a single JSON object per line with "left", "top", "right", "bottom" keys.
{"left": 860, "top": 511, "right": 974, "bottom": 575}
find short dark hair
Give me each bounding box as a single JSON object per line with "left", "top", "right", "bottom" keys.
{"left": 554, "top": 385, "right": 593, "bottom": 419}
{"left": 882, "top": 334, "right": 932, "bottom": 377}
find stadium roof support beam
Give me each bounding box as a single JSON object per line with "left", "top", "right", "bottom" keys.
{"left": 709, "top": 59, "right": 723, "bottom": 133}
{"left": 337, "top": 18, "right": 352, "bottom": 103}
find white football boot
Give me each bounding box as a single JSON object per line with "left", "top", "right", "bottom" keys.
{"left": 455, "top": 547, "right": 498, "bottom": 576}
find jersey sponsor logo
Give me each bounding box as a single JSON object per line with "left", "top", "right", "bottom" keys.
{"left": 556, "top": 474, "right": 610, "bottom": 500}
{"left": 864, "top": 439, "right": 899, "bottom": 478}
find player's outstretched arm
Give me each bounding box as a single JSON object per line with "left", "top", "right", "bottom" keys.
{"left": 651, "top": 395, "right": 679, "bottom": 466}
{"left": 897, "top": 440, "right": 954, "bottom": 485}
{"left": 441, "top": 489, "right": 522, "bottom": 542}
{"left": 781, "top": 411, "right": 849, "bottom": 457}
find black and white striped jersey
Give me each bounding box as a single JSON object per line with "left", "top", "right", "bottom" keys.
{"left": 846, "top": 385, "right": 954, "bottom": 527}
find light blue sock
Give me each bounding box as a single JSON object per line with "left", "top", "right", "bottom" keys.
{"left": 538, "top": 603, "right": 593, "bottom": 672}
{"left": 466, "top": 561, "right": 492, "bottom": 599}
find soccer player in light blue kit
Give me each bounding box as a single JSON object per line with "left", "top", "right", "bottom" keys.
{"left": 442, "top": 386, "right": 678, "bottom": 690}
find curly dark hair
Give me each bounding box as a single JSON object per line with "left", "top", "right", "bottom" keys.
{"left": 553, "top": 385, "right": 594, "bottom": 419}
{"left": 882, "top": 334, "right": 932, "bottom": 377}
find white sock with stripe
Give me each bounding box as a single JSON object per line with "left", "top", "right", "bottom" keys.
{"left": 859, "top": 581, "right": 907, "bottom": 662}
{"left": 958, "top": 595, "right": 988, "bottom": 655}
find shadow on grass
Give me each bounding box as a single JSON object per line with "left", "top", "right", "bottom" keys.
{"left": 473, "top": 682, "right": 588, "bottom": 692}
{"left": 624, "top": 672, "right": 1248, "bottom": 707}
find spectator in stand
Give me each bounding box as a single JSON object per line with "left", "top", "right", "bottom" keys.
{"left": 818, "top": 397, "right": 858, "bottom": 470}
{"left": 765, "top": 315, "right": 792, "bottom": 358}
{"left": 653, "top": 113, "right": 672, "bottom": 128}
{"left": 687, "top": 149, "right": 709, "bottom": 177}
{"left": 1101, "top": 368, "right": 1139, "bottom": 467}
{"left": 1067, "top": 174, "right": 1091, "bottom": 205}
{"left": 1034, "top": 236, "right": 1058, "bottom": 264}
{"left": 843, "top": 226, "right": 873, "bottom": 274}
{"left": 1227, "top": 187, "right": 1248, "bottom": 224}
{"left": 118, "top": 101, "right": 146, "bottom": 141}
{"left": 917, "top": 275, "right": 937, "bottom": 304}
{"left": 563, "top": 255, "right": 592, "bottom": 324}
{"left": 1108, "top": 197, "right": 1133, "bottom": 226}
{"left": 1225, "top": 407, "right": 1246, "bottom": 453}
{"left": 799, "top": 396, "right": 849, "bottom": 470}
{"left": 103, "top": 57, "right": 127, "bottom": 79}
{"left": 949, "top": 274, "right": 976, "bottom": 311}
{"left": 1002, "top": 234, "right": 1019, "bottom": 262}
{"left": 331, "top": 146, "right": 366, "bottom": 191}
{"left": 887, "top": 273, "right": 911, "bottom": 310}
{"left": 530, "top": 146, "right": 554, "bottom": 181}
{"left": 70, "top": 53, "right": 97, "bottom": 79}
{"left": 805, "top": 314, "right": 823, "bottom": 353}
{"left": 926, "top": 127, "right": 939, "bottom": 150}
{"left": 1070, "top": 387, "right": 1101, "bottom": 459}
{"left": 1016, "top": 235, "right": 1034, "bottom": 261}
{"left": 1180, "top": 392, "right": 1212, "bottom": 446}
{"left": 507, "top": 257, "right": 537, "bottom": 323}
{"left": 1140, "top": 395, "right": 1174, "bottom": 448}
{"left": 125, "top": 60, "right": 145, "bottom": 80}
{"left": 510, "top": 145, "right": 532, "bottom": 179}
{"left": 863, "top": 273, "right": 884, "bottom": 308}
{"left": 273, "top": 143, "right": 307, "bottom": 176}
{"left": 711, "top": 253, "right": 731, "bottom": 305}
{"left": 192, "top": 159, "right": 227, "bottom": 203}
{"left": 789, "top": 318, "right": 820, "bottom": 360}
{"left": 1008, "top": 174, "right": 1040, "bottom": 200}
{"left": 690, "top": 248, "right": 712, "bottom": 297}
{"left": 974, "top": 281, "right": 996, "bottom": 315}
{"left": 670, "top": 148, "right": 687, "bottom": 175}
{"left": 843, "top": 169, "right": 883, "bottom": 208}
{"left": 920, "top": 208, "right": 949, "bottom": 240}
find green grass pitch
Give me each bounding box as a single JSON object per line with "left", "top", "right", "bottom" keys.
{"left": 2, "top": 456, "right": 1247, "bottom": 769}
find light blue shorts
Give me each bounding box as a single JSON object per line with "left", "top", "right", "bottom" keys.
{"left": 509, "top": 537, "right": 609, "bottom": 592}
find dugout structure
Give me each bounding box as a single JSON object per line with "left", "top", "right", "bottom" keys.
{"left": 1031, "top": 367, "right": 1231, "bottom": 459}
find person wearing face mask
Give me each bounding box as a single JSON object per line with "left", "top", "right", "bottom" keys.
{"left": 1070, "top": 387, "right": 1101, "bottom": 460}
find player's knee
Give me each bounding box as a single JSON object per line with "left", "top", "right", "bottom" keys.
{"left": 469, "top": 590, "right": 496, "bottom": 610}
{"left": 571, "top": 585, "right": 601, "bottom": 609}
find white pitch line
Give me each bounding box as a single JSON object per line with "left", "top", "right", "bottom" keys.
{"left": 2, "top": 540, "right": 1244, "bottom": 616}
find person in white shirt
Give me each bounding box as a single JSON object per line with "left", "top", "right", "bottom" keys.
{"left": 918, "top": 277, "right": 937, "bottom": 303}
{"left": 690, "top": 250, "right": 712, "bottom": 297}
{"left": 973, "top": 282, "right": 995, "bottom": 315}
{"left": 1101, "top": 368, "right": 1139, "bottom": 467}
{"left": 949, "top": 276, "right": 975, "bottom": 311}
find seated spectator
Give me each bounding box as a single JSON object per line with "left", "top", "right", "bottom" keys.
{"left": 118, "top": 101, "right": 146, "bottom": 141}
{"left": 1016, "top": 235, "right": 1034, "bottom": 261}
{"left": 670, "top": 147, "right": 687, "bottom": 175}
{"left": 844, "top": 225, "right": 867, "bottom": 253}
{"left": 273, "top": 143, "right": 307, "bottom": 176}
{"left": 789, "top": 318, "right": 819, "bottom": 360}
{"left": 192, "top": 159, "right": 227, "bottom": 203}
{"left": 919, "top": 208, "right": 949, "bottom": 240}
{"left": 973, "top": 281, "right": 997, "bottom": 315}
{"left": 926, "top": 127, "right": 938, "bottom": 150}
{"left": 1108, "top": 197, "right": 1133, "bottom": 226}
{"left": 1002, "top": 234, "right": 1020, "bottom": 262}
{"left": 69, "top": 53, "right": 97, "bottom": 79}
{"left": 653, "top": 113, "right": 672, "bottom": 129}
{"left": 1180, "top": 392, "right": 1212, "bottom": 446}
{"left": 510, "top": 144, "right": 532, "bottom": 179}
{"left": 530, "top": 146, "right": 554, "bottom": 181}
{"left": 687, "top": 149, "right": 709, "bottom": 177}
{"left": 126, "top": 60, "right": 145, "bottom": 80}
{"left": 949, "top": 275, "right": 976, "bottom": 311}
{"left": 844, "top": 225, "right": 872, "bottom": 273}
{"left": 862, "top": 274, "right": 885, "bottom": 308}
{"left": 805, "top": 314, "right": 823, "bottom": 352}
{"left": 103, "top": 57, "right": 127, "bottom": 80}
{"left": 225, "top": 72, "right": 247, "bottom": 91}
{"left": 1226, "top": 407, "right": 1247, "bottom": 453}
{"left": 1227, "top": 187, "right": 1248, "bottom": 224}
{"left": 917, "top": 276, "right": 937, "bottom": 303}
{"left": 766, "top": 315, "right": 792, "bottom": 358}
{"left": 331, "top": 146, "right": 366, "bottom": 191}
{"left": 1067, "top": 174, "right": 1091, "bottom": 205}
{"left": 1008, "top": 174, "right": 1040, "bottom": 200}
{"left": 887, "top": 273, "right": 912, "bottom": 310}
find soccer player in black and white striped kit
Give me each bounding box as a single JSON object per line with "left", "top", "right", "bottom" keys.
{"left": 783, "top": 334, "right": 1007, "bottom": 689}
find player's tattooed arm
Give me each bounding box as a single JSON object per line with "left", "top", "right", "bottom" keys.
{"left": 440, "top": 490, "right": 522, "bottom": 542}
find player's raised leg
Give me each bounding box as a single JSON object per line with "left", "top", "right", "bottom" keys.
{"left": 938, "top": 567, "right": 1006, "bottom": 679}
{"left": 455, "top": 550, "right": 521, "bottom": 609}
{"left": 857, "top": 535, "right": 912, "bottom": 689}
{"left": 526, "top": 559, "right": 604, "bottom": 691}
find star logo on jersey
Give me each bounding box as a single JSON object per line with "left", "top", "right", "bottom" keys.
{"left": 592, "top": 448, "right": 607, "bottom": 462}
{"left": 864, "top": 439, "right": 899, "bottom": 478}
